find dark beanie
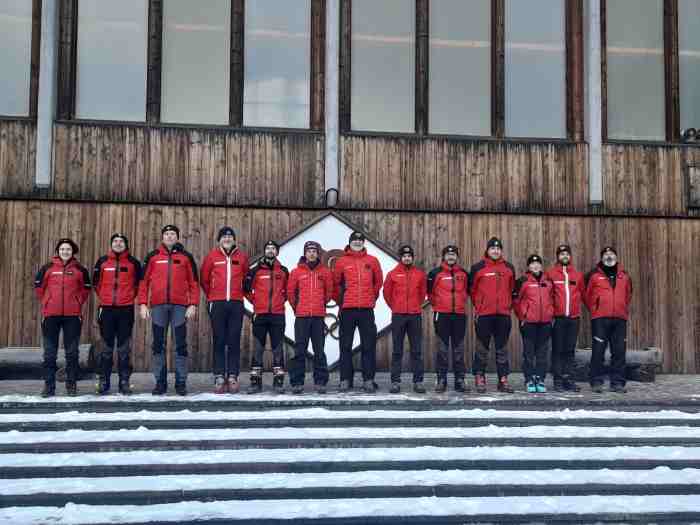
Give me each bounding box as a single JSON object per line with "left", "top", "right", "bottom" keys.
{"left": 110, "top": 233, "right": 129, "bottom": 249}
{"left": 161, "top": 224, "right": 180, "bottom": 239}
{"left": 217, "top": 226, "right": 236, "bottom": 241}
{"left": 304, "top": 241, "right": 322, "bottom": 253}
{"left": 487, "top": 237, "right": 503, "bottom": 250}
{"left": 349, "top": 231, "right": 366, "bottom": 243}
{"left": 399, "top": 245, "right": 414, "bottom": 257}
{"left": 600, "top": 246, "right": 617, "bottom": 258}
{"left": 442, "top": 244, "right": 459, "bottom": 257}
{"left": 55, "top": 238, "right": 79, "bottom": 255}
{"left": 264, "top": 240, "right": 280, "bottom": 252}
{"left": 556, "top": 244, "right": 571, "bottom": 256}
{"left": 527, "top": 254, "right": 543, "bottom": 266}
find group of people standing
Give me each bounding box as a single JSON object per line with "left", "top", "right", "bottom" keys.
{"left": 33, "top": 225, "right": 632, "bottom": 397}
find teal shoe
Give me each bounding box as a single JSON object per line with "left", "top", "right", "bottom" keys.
{"left": 526, "top": 380, "right": 537, "bottom": 393}
{"left": 536, "top": 377, "right": 547, "bottom": 393}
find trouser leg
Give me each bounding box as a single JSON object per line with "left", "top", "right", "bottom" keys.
{"left": 472, "top": 316, "right": 493, "bottom": 376}
{"left": 251, "top": 315, "right": 268, "bottom": 369}
{"left": 268, "top": 314, "right": 286, "bottom": 370}
{"left": 450, "top": 314, "right": 467, "bottom": 381}
{"left": 551, "top": 318, "right": 564, "bottom": 381}
{"left": 227, "top": 301, "right": 244, "bottom": 377}
{"left": 291, "top": 317, "right": 312, "bottom": 386}
{"left": 493, "top": 315, "right": 512, "bottom": 377}
{"left": 390, "top": 314, "right": 409, "bottom": 383}
{"left": 535, "top": 323, "right": 552, "bottom": 379}
{"left": 358, "top": 310, "right": 377, "bottom": 381}
{"left": 151, "top": 305, "right": 170, "bottom": 387}
{"left": 115, "top": 307, "right": 135, "bottom": 381}
{"left": 169, "top": 306, "right": 188, "bottom": 385}
{"left": 406, "top": 315, "right": 424, "bottom": 383}
{"left": 339, "top": 310, "right": 358, "bottom": 382}
{"left": 561, "top": 318, "right": 580, "bottom": 379}
{"left": 62, "top": 316, "right": 82, "bottom": 384}
{"left": 309, "top": 317, "right": 328, "bottom": 385}
{"left": 209, "top": 301, "right": 227, "bottom": 376}
{"left": 520, "top": 322, "right": 537, "bottom": 382}
{"left": 608, "top": 319, "right": 628, "bottom": 386}
{"left": 97, "top": 308, "right": 117, "bottom": 383}
{"left": 434, "top": 313, "right": 451, "bottom": 381}
{"left": 42, "top": 317, "right": 61, "bottom": 384}
{"left": 590, "top": 318, "right": 609, "bottom": 385}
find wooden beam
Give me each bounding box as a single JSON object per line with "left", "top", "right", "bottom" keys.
{"left": 600, "top": 0, "right": 608, "bottom": 142}
{"left": 310, "top": 0, "right": 326, "bottom": 130}
{"left": 492, "top": 0, "right": 505, "bottom": 138}
{"left": 56, "top": 0, "right": 78, "bottom": 120}
{"left": 664, "top": 0, "right": 680, "bottom": 142}
{"left": 566, "top": 0, "right": 585, "bottom": 141}
{"left": 146, "top": 0, "right": 163, "bottom": 124}
{"left": 339, "top": 0, "right": 351, "bottom": 132}
{"left": 28, "top": 0, "right": 42, "bottom": 119}
{"left": 230, "top": 0, "right": 245, "bottom": 127}
{"left": 415, "top": 0, "right": 429, "bottom": 135}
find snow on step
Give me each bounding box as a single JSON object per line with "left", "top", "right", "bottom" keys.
{"left": 3, "top": 495, "right": 700, "bottom": 524}
{"left": 2, "top": 407, "right": 699, "bottom": 423}
{"left": 4, "top": 468, "right": 700, "bottom": 496}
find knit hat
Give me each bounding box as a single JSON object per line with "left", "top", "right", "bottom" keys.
{"left": 264, "top": 240, "right": 280, "bottom": 252}
{"left": 527, "top": 254, "right": 543, "bottom": 266}
{"left": 442, "top": 244, "right": 459, "bottom": 257}
{"left": 110, "top": 233, "right": 129, "bottom": 249}
{"left": 217, "top": 226, "right": 236, "bottom": 241}
{"left": 487, "top": 237, "right": 503, "bottom": 250}
{"left": 556, "top": 244, "right": 571, "bottom": 256}
{"left": 349, "top": 231, "right": 365, "bottom": 242}
{"left": 600, "top": 246, "right": 617, "bottom": 258}
{"left": 399, "top": 245, "right": 414, "bottom": 257}
{"left": 55, "top": 238, "right": 79, "bottom": 255}
{"left": 161, "top": 224, "right": 180, "bottom": 239}
{"left": 304, "top": 241, "right": 322, "bottom": 253}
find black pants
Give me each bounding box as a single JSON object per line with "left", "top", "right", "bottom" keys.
{"left": 290, "top": 317, "right": 328, "bottom": 386}
{"left": 251, "top": 314, "right": 285, "bottom": 370}
{"left": 151, "top": 304, "right": 188, "bottom": 387}
{"left": 208, "top": 300, "right": 244, "bottom": 377}
{"left": 42, "top": 316, "right": 82, "bottom": 384}
{"left": 98, "top": 306, "right": 135, "bottom": 381}
{"left": 339, "top": 308, "right": 377, "bottom": 382}
{"left": 473, "top": 315, "right": 511, "bottom": 377}
{"left": 520, "top": 321, "right": 552, "bottom": 382}
{"left": 551, "top": 317, "right": 579, "bottom": 381}
{"left": 590, "top": 317, "right": 627, "bottom": 386}
{"left": 390, "top": 314, "right": 424, "bottom": 383}
{"left": 433, "top": 312, "right": 465, "bottom": 382}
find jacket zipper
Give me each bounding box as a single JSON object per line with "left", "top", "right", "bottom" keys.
{"left": 112, "top": 253, "right": 120, "bottom": 306}
{"left": 539, "top": 278, "right": 544, "bottom": 322}
{"left": 450, "top": 267, "right": 455, "bottom": 313}
{"left": 406, "top": 268, "right": 410, "bottom": 312}
{"left": 166, "top": 250, "right": 173, "bottom": 304}
{"left": 61, "top": 262, "right": 66, "bottom": 315}
{"left": 225, "top": 252, "right": 231, "bottom": 302}
{"left": 563, "top": 265, "right": 570, "bottom": 317}
{"left": 268, "top": 263, "right": 274, "bottom": 314}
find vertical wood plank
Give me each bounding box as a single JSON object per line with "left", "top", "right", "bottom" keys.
{"left": 310, "top": 0, "right": 326, "bottom": 130}
{"left": 230, "top": 0, "right": 245, "bottom": 127}
{"left": 146, "top": 0, "right": 163, "bottom": 123}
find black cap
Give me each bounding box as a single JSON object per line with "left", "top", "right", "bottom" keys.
{"left": 264, "top": 240, "right": 280, "bottom": 252}
{"left": 527, "top": 254, "right": 543, "bottom": 266}
{"left": 442, "top": 244, "right": 459, "bottom": 257}
{"left": 600, "top": 246, "right": 617, "bottom": 258}
{"left": 556, "top": 244, "right": 571, "bottom": 256}
{"left": 161, "top": 224, "right": 180, "bottom": 239}
{"left": 217, "top": 226, "right": 236, "bottom": 241}
{"left": 487, "top": 237, "right": 503, "bottom": 250}
{"left": 110, "top": 233, "right": 129, "bottom": 249}
{"left": 55, "top": 238, "right": 79, "bottom": 255}
{"left": 399, "top": 245, "right": 414, "bottom": 257}
{"left": 304, "top": 241, "right": 322, "bottom": 253}
{"left": 349, "top": 231, "right": 365, "bottom": 242}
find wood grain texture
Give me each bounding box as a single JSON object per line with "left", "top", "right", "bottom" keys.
{"left": 0, "top": 120, "right": 37, "bottom": 196}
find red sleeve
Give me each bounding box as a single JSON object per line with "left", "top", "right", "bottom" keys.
{"left": 324, "top": 268, "right": 334, "bottom": 304}
{"left": 138, "top": 260, "right": 152, "bottom": 305}
{"left": 200, "top": 253, "right": 212, "bottom": 297}
{"left": 512, "top": 277, "right": 525, "bottom": 320}
{"left": 372, "top": 258, "right": 383, "bottom": 300}
{"left": 332, "top": 262, "right": 343, "bottom": 303}
{"left": 79, "top": 265, "right": 91, "bottom": 305}
{"left": 419, "top": 271, "right": 428, "bottom": 305}
{"left": 287, "top": 270, "right": 299, "bottom": 311}
{"left": 281, "top": 270, "right": 288, "bottom": 302}
{"left": 34, "top": 264, "right": 49, "bottom": 302}
{"left": 382, "top": 271, "right": 394, "bottom": 309}
{"left": 188, "top": 257, "right": 200, "bottom": 306}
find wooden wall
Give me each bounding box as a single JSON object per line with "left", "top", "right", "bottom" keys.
{"left": 2, "top": 200, "right": 698, "bottom": 374}
{"left": 0, "top": 120, "right": 36, "bottom": 196}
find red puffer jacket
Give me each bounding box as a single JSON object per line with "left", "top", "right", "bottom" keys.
{"left": 332, "top": 248, "right": 383, "bottom": 310}
{"left": 200, "top": 247, "right": 249, "bottom": 302}
{"left": 427, "top": 262, "right": 468, "bottom": 314}
{"left": 584, "top": 264, "right": 633, "bottom": 320}
{"left": 93, "top": 250, "right": 142, "bottom": 307}
{"left": 469, "top": 256, "right": 516, "bottom": 317}
{"left": 383, "top": 263, "right": 427, "bottom": 315}
{"left": 546, "top": 263, "right": 584, "bottom": 318}
{"left": 513, "top": 272, "right": 555, "bottom": 323}
{"left": 244, "top": 258, "right": 289, "bottom": 315}
{"left": 288, "top": 258, "right": 333, "bottom": 317}
{"left": 35, "top": 257, "right": 91, "bottom": 317}
{"left": 138, "top": 243, "right": 199, "bottom": 307}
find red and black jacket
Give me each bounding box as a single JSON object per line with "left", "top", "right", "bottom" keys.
{"left": 584, "top": 263, "right": 633, "bottom": 321}
{"left": 427, "top": 262, "right": 469, "bottom": 314}
{"left": 546, "top": 262, "right": 584, "bottom": 318}
{"left": 200, "top": 247, "right": 249, "bottom": 302}
{"left": 138, "top": 243, "right": 199, "bottom": 307}
{"left": 93, "top": 250, "right": 142, "bottom": 307}
{"left": 332, "top": 247, "right": 383, "bottom": 310}
{"left": 244, "top": 258, "right": 289, "bottom": 315}
{"left": 383, "top": 263, "right": 427, "bottom": 315}
{"left": 287, "top": 258, "right": 333, "bottom": 317}
{"left": 469, "top": 256, "right": 516, "bottom": 317}
{"left": 513, "top": 272, "right": 555, "bottom": 323}
{"left": 35, "top": 257, "right": 91, "bottom": 317}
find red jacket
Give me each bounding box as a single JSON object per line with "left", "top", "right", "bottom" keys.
{"left": 200, "top": 247, "right": 249, "bottom": 302}
{"left": 288, "top": 258, "right": 333, "bottom": 317}
{"left": 427, "top": 262, "right": 469, "bottom": 314}
{"left": 513, "top": 272, "right": 555, "bottom": 323}
{"left": 244, "top": 258, "right": 289, "bottom": 315}
{"left": 469, "top": 256, "right": 516, "bottom": 317}
{"left": 34, "top": 257, "right": 91, "bottom": 317}
{"left": 383, "top": 263, "right": 427, "bottom": 315}
{"left": 332, "top": 248, "right": 383, "bottom": 310}
{"left": 546, "top": 263, "right": 584, "bottom": 318}
{"left": 138, "top": 243, "right": 199, "bottom": 307}
{"left": 93, "top": 251, "right": 142, "bottom": 307}
{"left": 585, "top": 264, "right": 633, "bottom": 320}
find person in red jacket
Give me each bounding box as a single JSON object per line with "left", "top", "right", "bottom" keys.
{"left": 244, "top": 240, "right": 289, "bottom": 394}
{"left": 469, "top": 237, "right": 516, "bottom": 393}
{"left": 546, "top": 244, "right": 584, "bottom": 392}
{"left": 200, "top": 226, "right": 249, "bottom": 394}
{"left": 93, "top": 233, "right": 142, "bottom": 395}
{"left": 427, "top": 245, "right": 468, "bottom": 393}
{"left": 333, "top": 231, "right": 383, "bottom": 393}
{"left": 384, "top": 245, "right": 427, "bottom": 394}
{"left": 514, "top": 254, "right": 554, "bottom": 394}
{"left": 585, "top": 246, "right": 633, "bottom": 393}
{"left": 34, "top": 238, "right": 91, "bottom": 397}
{"left": 288, "top": 241, "right": 333, "bottom": 394}
{"left": 138, "top": 225, "right": 199, "bottom": 396}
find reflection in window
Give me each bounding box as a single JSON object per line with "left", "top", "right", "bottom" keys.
{"left": 429, "top": 0, "right": 490, "bottom": 136}
{"left": 0, "top": 0, "right": 32, "bottom": 116}
{"left": 505, "top": 0, "right": 566, "bottom": 138}
{"left": 351, "top": 0, "right": 415, "bottom": 133}
{"left": 679, "top": 0, "right": 700, "bottom": 133}
{"left": 606, "top": 0, "right": 664, "bottom": 140}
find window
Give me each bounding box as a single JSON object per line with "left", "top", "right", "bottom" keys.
{"left": 606, "top": 0, "right": 665, "bottom": 140}
{"left": 161, "top": 0, "right": 230, "bottom": 125}
{"left": 505, "top": 0, "right": 566, "bottom": 138}
{"left": 429, "top": 0, "right": 490, "bottom": 136}
{"left": 76, "top": 0, "right": 148, "bottom": 121}
{"left": 351, "top": 0, "right": 415, "bottom": 133}
{"left": 679, "top": 0, "right": 700, "bottom": 133}
{"left": 0, "top": 0, "right": 32, "bottom": 116}
{"left": 243, "top": 0, "right": 311, "bottom": 128}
